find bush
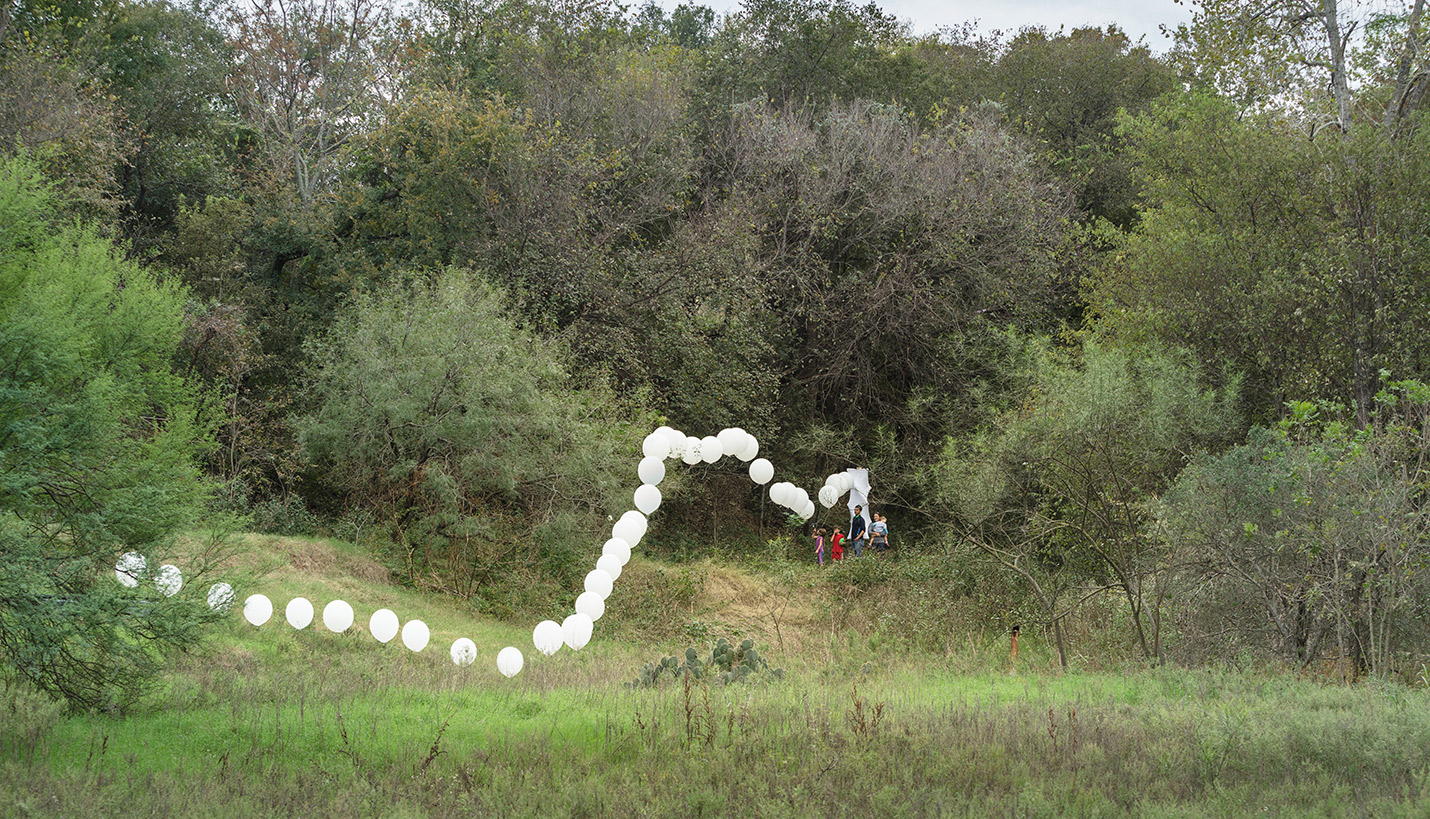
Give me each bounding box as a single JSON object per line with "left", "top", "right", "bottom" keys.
{"left": 0, "top": 156, "right": 222, "bottom": 710}
{"left": 298, "top": 269, "right": 645, "bottom": 600}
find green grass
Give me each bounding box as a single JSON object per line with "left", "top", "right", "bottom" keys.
{"left": 4, "top": 535, "right": 1430, "bottom": 817}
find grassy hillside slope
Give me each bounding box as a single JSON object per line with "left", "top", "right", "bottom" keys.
{"left": 3, "top": 535, "right": 1430, "bottom": 817}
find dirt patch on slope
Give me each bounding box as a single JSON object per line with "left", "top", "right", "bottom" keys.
{"left": 693, "top": 563, "right": 828, "bottom": 653}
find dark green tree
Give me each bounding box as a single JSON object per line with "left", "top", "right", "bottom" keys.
{"left": 0, "top": 157, "right": 221, "bottom": 711}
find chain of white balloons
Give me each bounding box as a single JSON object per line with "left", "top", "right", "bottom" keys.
{"left": 523, "top": 425, "right": 860, "bottom": 671}
{"left": 112, "top": 425, "right": 858, "bottom": 682}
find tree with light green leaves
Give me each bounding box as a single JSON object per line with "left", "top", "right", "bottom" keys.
{"left": 0, "top": 157, "right": 222, "bottom": 711}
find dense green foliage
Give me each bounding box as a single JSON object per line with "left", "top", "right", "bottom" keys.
{"left": 4, "top": 0, "right": 1430, "bottom": 686}
{"left": 298, "top": 269, "right": 639, "bottom": 602}
{"left": 0, "top": 157, "right": 220, "bottom": 709}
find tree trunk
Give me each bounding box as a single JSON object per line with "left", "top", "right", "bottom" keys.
{"left": 1323, "top": 0, "right": 1355, "bottom": 133}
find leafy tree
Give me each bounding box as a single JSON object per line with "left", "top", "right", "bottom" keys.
{"left": 297, "top": 268, "right": 642, "bottom": 602}
{"left": 926, "top": 342, "right": 1240, "bottom": 665}
{"left": 1159, "top": 380, "right": 1430, "bottom": 676}
{"left": 700, "top": 0, "right": 916, "bottom": 110}
{"left": 1173, "top": 0, "right": 1429, "bottom": 131}
{"left": 1093, "top": 94, "right": 1430, "bottom": 424}
{"left": 995, "top": 26, "right": 1178, "bottom": 226}
{"left": 717, "top": 101, "right": 1074, "bottom": 441}
{"left": 0, "top": 157, "right": 220, "bottom": 710}
{"left": 101, "top": 0, "right": 238, "bottom": 247}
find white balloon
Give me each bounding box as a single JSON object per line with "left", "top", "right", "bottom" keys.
{"left": 819, "top": 485, "right": 838, "bottom": 508}
{"left": 597, "top": 552, "right": 623, "bottom": 581}
{"left": 737, "top": 436, "right": 759, "bottom": 462}
{"left": 242, "top": 593, "right": 272, "bottom": 626}
{"left": 451, "top": 637, "right": 477, "bottom": 667}
{"left": 664, "top": 428, "right": 687, "bottom": 458}
{"left": 700, "top": 435, "right": 722, "bottom": 463}
{"left": 154, "top": 564, "right": 183, "bottom": 597}
{"left": 802, "top": 500, "right": 816, "bottom": 519}
{"left": 497, "top": 646, "right": 524, "bottom": 678}
{"left": 115, "top": 552, "right": 146, "bottom": 588}
{"left": 749, "top": 458, "right": 774, "bottom": 485}
{"left": 613, "top": 518, "right": 642, "bottom": 547}
{"left": 682, "top": 437, "right": 702, "bottom": 465}
{"left": 584, "top": 568, "right": 614, "bottom": 600}
{"left": 562, "top": 613, "right": 593, "bottom": 650}
{"left": 602, "top": 537, "right": 631, "bottom": 566}
{"left": 533, "top": 619, "right": 563, "bottom": 656}
{"left": 207, "top": 582, "right": 235, "bottom": 612}
{"left": 323, "top": 599, "right": 354, "bottom": 633}
{"left": 769, "top": 482, "right": 790, "bottom": 506}
{"left": 286, "top": 597, "right": 314, "bottom": 630}
{"left": 717, "top": 428, "right": 745, "bottom": 456}
{"left": 402, "top": 619, "right": 430, "bottom": 652}
{"left": 838, "top": 473, "right": 854, "bottom": 492}
{"left": 637, "top": 456, "right": 666, "bottom": 486}
{"left": 634, "top": 484, "right": 662, "bottom": 515}
{"left": 792, "top": 487, "right": 810, "bottom": 509}
{"left": 369, "top": 609, "right": 399, "bottom": 643}
{"left": 575, "top": 590, "right": 606, "bottom": 621}
{"left": 621, "top": 510, "right": 649, "bottom": 537}
{"left": 642, "top": 432, "right": 670, "bottom": 460}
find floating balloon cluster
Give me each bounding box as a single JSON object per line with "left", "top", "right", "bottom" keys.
{"left": 113, "top": 426, "right": 862, "bottom": 682}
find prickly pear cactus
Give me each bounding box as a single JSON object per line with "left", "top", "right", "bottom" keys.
{"left": 628, "top": 637, "right": 783, "bottom": 688}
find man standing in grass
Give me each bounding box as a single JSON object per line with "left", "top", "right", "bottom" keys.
{"left": 848, "top": 505, "right": 868, "bottom": 558}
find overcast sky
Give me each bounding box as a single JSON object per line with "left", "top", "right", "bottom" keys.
{"left": 668, "top": 0, "right": 1194, "bottom": 52}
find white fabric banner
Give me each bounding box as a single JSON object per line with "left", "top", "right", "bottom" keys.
{"left": 846, "top": 468, "right": 871, "bottom": 536}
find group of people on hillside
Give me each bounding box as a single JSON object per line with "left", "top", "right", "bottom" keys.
{"left": 812, "top": 505, "right": 890, "bottom": 565}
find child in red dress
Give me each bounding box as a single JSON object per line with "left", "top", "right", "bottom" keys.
{"left": 830, "top": 527, "right": 845, "bottom": 561}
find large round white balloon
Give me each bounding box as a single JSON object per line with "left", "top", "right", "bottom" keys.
{"left": 737, "top": 435, "right": 759, "bottom": 462}
{"left": 562, "top": 613, "right": 593, "bottom": 650}
{"left": 637, "top": 456, "right": 666, "bottom": 486}
{"left": 749, "top": 458, "right": 774, "bottom": 485}
{"left": 370, "top": 609, "right": 399, "bottom": 643}
{"left": 837, "top": 473, "right": 854, "bottom": 492}
{"left": 682, "top": 437, "right": 702, "bottom": 465}
{"left": 621, "top": 510, "right": 649, "bottom": 538}
{"left": 497, "top": 646, "right": 524, "bottom": 678}
{"left": 533, "top": 619, "right": 563, "bottom": 656}
{"left": 323, "top": 599, "right": 354, "bottom": 633}
{"left": 602, "top": 537, "right": 631, "bottom": 565}
{"left": 819, "top": 485, "right": 838, "bottom": 508}
{"left": 802, "top": 500, "right": 816, "bottom": 519}
{"left": 575, "top": 590, "right": 606, "bottom": 621}
{"left": 286, "top": 597, "right": 314, "bottom": 630}
{"left": 451, "top": 637, "right": 477, "bottom": 667}
{"left": 700, "top": 435, "right": 722, "bottom": 463}
{"left": 207, "top": 582, "right": 235, "bottom": 612}
{"left": 769, "top": 482, "right": 790, "bottom": 506}
{"left": 634, "top": 484, "right": 662, "bottom": 515}
{"left": 154, "top": 564, "right": 183, "bottom": 597}
{"left": 596, "top": 552, "right": 622, "bottom": 581}
{"left": 612, "top": 518, "right": 641, "bottom": 547}
{"left": 717, "top": 428, "right": 746, "bottom": 456}
{"left": 642, "top": 432, "right": 670, "bottom": 460}
{"left": 792, "top": 487, "right": 810, "bottom": 509}
{"left": 115, "top": 552, "right": 147, "bottom": 588}
{"left": 401, "top": 619, "right": 430, "bottom": 652}
{"left": 584, "top": 568, "right": 614, "bottom": 599}
{"left": 243, "top": 593, "right": 273, "bottom": 626}
{"left": 663, "top": 428, "right": 687, "bottom": 458}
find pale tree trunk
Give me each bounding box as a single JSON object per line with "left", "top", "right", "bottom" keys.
{"left": 1322, "top": 0, "right": 1355, "bottom": 132}
{"left": 1385, "top": 0, "right": 1427, "bottom": 128}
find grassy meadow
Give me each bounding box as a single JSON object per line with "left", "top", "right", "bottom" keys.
{"left": 4, "top": 535, "right": 1430, "bottom": 818}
